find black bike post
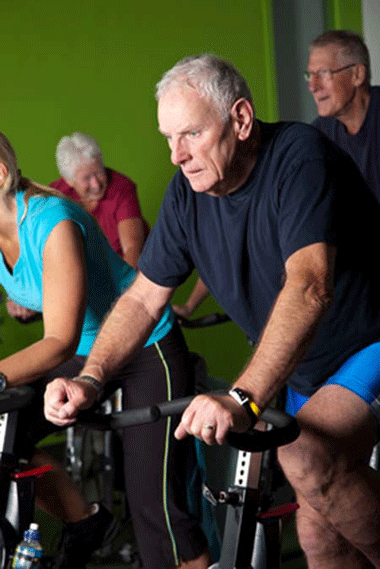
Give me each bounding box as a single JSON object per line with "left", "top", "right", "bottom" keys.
{"left": 218, "top": 448, "right": 260, "bottom": 569}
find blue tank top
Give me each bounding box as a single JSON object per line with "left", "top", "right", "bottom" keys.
{"left": 0, "top": 191, "right": 174, "bottom": 355}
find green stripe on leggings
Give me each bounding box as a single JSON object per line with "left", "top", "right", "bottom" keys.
{"left": 154, "top": 342, "right": 180, "bottom": 567}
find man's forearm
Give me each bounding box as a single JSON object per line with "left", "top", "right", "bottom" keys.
{"left": 235, "top": 279, "right": 331, "bottom": 410}
{"left": 81, "top": 292, "right": 158, "bottom": 384}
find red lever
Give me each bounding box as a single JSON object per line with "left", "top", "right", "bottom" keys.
{"left": 257, "top": 502, "right": 299, "bottom": 520}
{"left": 13, "top": 464, "right": 52, "bottom": 479}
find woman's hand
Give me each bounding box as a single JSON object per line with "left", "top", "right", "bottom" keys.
{"left": 6, "top": 298, "right": 39, "bottom": 322}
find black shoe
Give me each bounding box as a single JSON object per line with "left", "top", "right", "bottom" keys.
{"left": 53, "top": 503, "right": 119, "bottom": 569}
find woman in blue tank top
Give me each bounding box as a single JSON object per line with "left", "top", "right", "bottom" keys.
{"left": 0, "top": 133, "right": 209, "bottom": 569}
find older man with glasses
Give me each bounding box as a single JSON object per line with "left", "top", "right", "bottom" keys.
{"left": 306, "top": 30, "right": 380, "bottom": 203}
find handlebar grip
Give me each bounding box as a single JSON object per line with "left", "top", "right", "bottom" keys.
{"left": 80, "top": 405, "right": 161, "bottom": 430}
{"left": 79, "top": 392, "right": 299, "bottom": 452}
{"left": 157, "top": 396, "right": 194, "bottom": 417}
{"left": 0, "top": 386, "right": 35, "bottom": 414}
{"left": 180, "top": 313, "right": 231, "bottom": 328}
{"left": 226, "top": 407, "right": 300, "bottom": 452}
{"left": 155, "top": 395, "right": 299, "bottom": 451}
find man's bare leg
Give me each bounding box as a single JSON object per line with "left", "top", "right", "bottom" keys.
{"left": 278, "top": 384, "right": 380, "bottom": 568}
{"left": 295, "top": 494, "right": 375, "bottom": 568}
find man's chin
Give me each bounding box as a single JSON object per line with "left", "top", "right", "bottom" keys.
{"left": 315, "top": 101, "right": 332, "bottom": 117}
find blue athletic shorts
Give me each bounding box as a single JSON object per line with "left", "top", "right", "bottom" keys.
{"left": 286, "top": 342, "right": 380, "bottom": 422}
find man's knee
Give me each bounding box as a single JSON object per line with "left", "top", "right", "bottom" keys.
{"left": 297, "top": 508, "right": 345, "bottom": 560}
{"left": 277, "top": 434, "right": 326, "bottom": 485}
{"left": 278, "top": 433, "right": 343, "bottom": 514}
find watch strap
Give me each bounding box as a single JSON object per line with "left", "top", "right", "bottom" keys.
{"left": 228, "top": 387, "right": 260, "bottom": 427}
{"left": 71, "top": 375, "right": 103, "bottom": 394}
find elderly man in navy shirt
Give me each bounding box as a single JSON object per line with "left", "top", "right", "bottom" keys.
{"left": 45, "top": 54, "right": 380, "bottom": 569}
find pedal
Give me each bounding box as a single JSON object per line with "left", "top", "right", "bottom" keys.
{"left": 202, "top": 483, "right": 241, "bottom": 507}
{"left": 202, "top": 483, "right": 219, "bottom": 506}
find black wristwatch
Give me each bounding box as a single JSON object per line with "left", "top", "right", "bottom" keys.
{"left": 0, "top": 372, "right": 8, "bottom": 393}
{"left": 70, "top": 375, "right": 103, "bottom": 398}
{"left": 228, "top": 387, "right": 260, "bottom": 428}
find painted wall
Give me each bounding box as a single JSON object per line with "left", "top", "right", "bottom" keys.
{"left": 0, "top": 0, "right": 279, "bottom": 381}
{"left": 273, "top": 0, "right": 324, "bottom": 123}
{"left": 362, "top": 0, "right": 380, "bottom": 85}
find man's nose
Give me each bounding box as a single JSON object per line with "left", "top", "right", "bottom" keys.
{"left": 171, "top": 139, "right": 190, "bottom": 165}
{"left": 308, "top": 73, "right": 321, "bottom": 93}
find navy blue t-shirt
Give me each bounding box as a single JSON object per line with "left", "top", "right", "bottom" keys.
{"left": 139, "top": 121, "right": 380, "bottom": 396}
{"left": 312, "top": 86, "right": 380, "bottom": 203}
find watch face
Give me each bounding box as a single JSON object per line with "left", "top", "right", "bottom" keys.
{"left": 0, "top": 373, "right": 8, "bottom": 393}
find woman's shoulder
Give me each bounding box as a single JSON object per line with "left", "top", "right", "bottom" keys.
{"left": 20, "top": 191, "right": 86, "bottom": 231}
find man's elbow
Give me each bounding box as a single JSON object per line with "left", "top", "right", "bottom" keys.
{"left": 306, "top": 280, "right": 334, "bottom": 314}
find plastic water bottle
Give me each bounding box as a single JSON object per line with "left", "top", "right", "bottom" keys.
{"left": 11, "top": 523, "right": 44, "bottom": 568}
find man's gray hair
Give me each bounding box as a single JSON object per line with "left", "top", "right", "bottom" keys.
{"left": 155, "top": 54, "right": 253, "bottom": 122}
{"left": 55, "top": 132, "right": 103, "bottom": 181}
{"left": 310, "top": 30, "right": 371, "bottom": 85}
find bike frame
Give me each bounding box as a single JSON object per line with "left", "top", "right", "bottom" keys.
{"left": 0, "top": 387, "right": 51, "bottom": 568}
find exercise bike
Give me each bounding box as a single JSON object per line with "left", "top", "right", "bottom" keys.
{"left": 63, "top": 312, "right": 301, "bottom": 568}
{"left": 0, "top": 383, "right": 299, "bottom": 569}
{"left": 79, "top": 388, "right": 300, "bottom": 569}
{"left": 0, "top": 386, "right": 51, "bottom": 569}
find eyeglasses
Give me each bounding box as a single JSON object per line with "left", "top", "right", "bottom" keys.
{"left": 304, "top": 63, "right": 356, "bottom": 82}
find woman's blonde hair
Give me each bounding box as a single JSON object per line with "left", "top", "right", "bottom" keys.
{"left": 0, "top": 132, "right": 63, "bottom": 203}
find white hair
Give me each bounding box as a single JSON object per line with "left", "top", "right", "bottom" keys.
{"left": 155, "top": 54, "right": 253, "bottom": 123}
{"left": 55, "top": 132, "right": 103, "bottom": 181}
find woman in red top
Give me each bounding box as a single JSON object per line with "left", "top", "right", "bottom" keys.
{"left": 51, "top": 132, "right": 149, "bottom": 269}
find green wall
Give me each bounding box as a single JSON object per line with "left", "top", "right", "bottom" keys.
{"left": 1, "top": 0, "right": 279, "bottom": 381}
{"left": 324, "top": 0, "right": 363, "bottom": 32}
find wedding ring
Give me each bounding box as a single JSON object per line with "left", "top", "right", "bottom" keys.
{"left": 203, "top": 424, "right": 215, "bottom": 430}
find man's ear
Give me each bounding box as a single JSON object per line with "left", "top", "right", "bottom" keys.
{"left": 352, "top": 63, "right": 367, "bottom": 88}
{"left": 230, "top": 98, "right": 255, "bottom": 140}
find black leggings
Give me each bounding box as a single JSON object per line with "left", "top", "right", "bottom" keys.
{"left": 23, "top": 323, "right": 207, "bottom": 568}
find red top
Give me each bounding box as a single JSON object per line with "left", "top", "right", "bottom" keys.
{"left": 51, "top": 167, "right": 149, "bottom": 256}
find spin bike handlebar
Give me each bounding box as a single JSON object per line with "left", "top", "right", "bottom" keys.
{"left": 0, "top": 386, "right": 35, "bottom": 414}
{"left": 0, "top": 387, "right": 299, "bottom": 452}
{"left": 0, "top": 310, "right": 299, "bottom": 452}
{"left": 79, "top": 392, "right": 300, "bottom": 453}
{"left": 179, "top": 313, "right": 231, "bottom": 328}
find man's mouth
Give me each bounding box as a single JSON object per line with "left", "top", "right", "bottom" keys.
{"left": 183, "top": 168, "right": 202, "bottom": 176}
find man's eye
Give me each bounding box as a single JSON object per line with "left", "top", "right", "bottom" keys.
{"left": 189, "top": 131, "right": 200, "bottom": 137}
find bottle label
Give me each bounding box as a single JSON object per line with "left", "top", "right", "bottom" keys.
{"left": 11, "top": 545, "right": 43, "bottom": 568}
